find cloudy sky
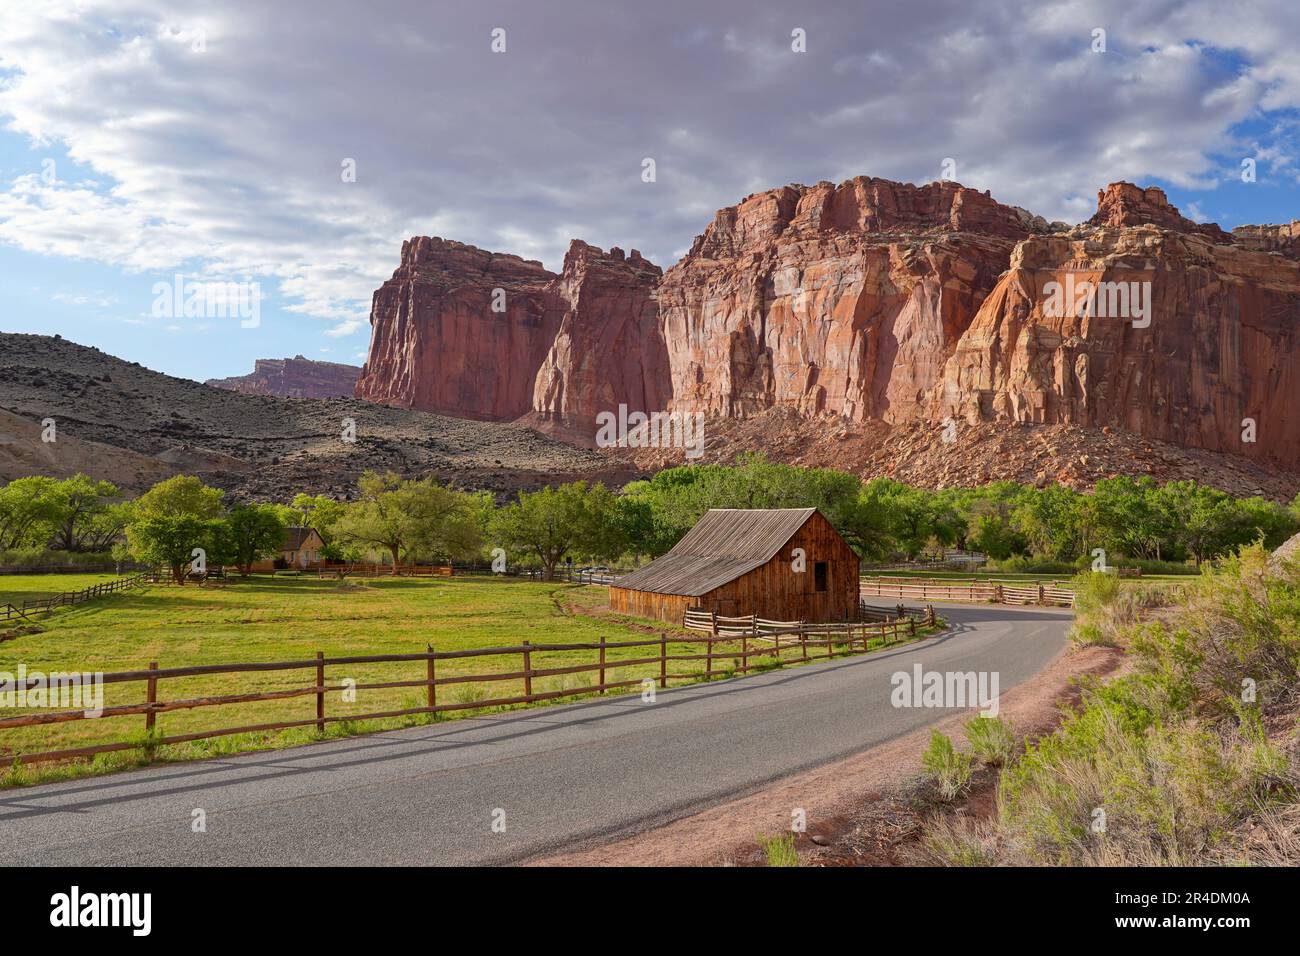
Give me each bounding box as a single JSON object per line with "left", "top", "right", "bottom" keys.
{"left": 2, "top": 0, "right": 1299, "bottom": 381}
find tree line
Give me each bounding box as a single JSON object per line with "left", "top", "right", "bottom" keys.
{"left": 4, "top": 456, "right": 1297, "bottom": 582}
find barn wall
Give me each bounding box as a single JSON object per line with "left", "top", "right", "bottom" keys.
{"left": 608, "top": 587, "right": 695, "bottom": 624}
{"left": 699, "top": 512, "right": 859, "bottom": 623}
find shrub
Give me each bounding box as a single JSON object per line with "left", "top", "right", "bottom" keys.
{"left": 1132, "top": 545, "right": 1300, "bottom": 718}
{"left": 909, "top": 817, "right": 1002, "bottom": 866}
{"left": 1068, "top": 572, "right": 1180, "bottom": 647}
{"left": 964, "top": 715, "right": 1018, "bottom": 767}
{"left": 922, "top": 730, "right": 974, "bottom": 801}
{"left": 996, "top": 680, "right": 1283, "bottom": 865}
{"left": 758, "top": 833, "right": 799, "bottom": 867}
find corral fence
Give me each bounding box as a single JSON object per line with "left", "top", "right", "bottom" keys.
{"left": 683, "top": 604, "right": 936, "bottom": 642}
{"left": 1, "top": 571, "right": 152, "bottom": 623}
{"left": 859, "top": 576, "right": 1074, "bottom": 607}
{"left": 2, "top": 622, "right": 924, "bottom": 766}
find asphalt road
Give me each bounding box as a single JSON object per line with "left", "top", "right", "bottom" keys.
{"left": 0, "top": 602, "right": 1071, "bottom": 866}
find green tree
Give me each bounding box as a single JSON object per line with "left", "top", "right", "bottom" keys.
{"left": 134, "top": 475, "right": 225, "bottom": 520}
{"left": 127, "top": 515, "right": 216, "bottom": 585}
{"left": 492, "top": 481, "right": 624, "bottom": 579}
{"left": 334, "top": 471, "right": 481, "bottom": 572}
{"left": 0, "top": 476, "right": 62, "bottom": 551}
{"left": 223, "top": 505, "right": 287, "bottom": 577}
{"left": 47, "top": 474, "right": 125, "bottom": 552}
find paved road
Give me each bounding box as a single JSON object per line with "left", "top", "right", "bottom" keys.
{"left": 0, "top": 602, "right": 1070, "bottom": 866}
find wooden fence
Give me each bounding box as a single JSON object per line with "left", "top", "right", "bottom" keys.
{"left": 1, "top": 571, "right": 152, "bottom": 623}
{"left": 1, "top": 621, "right": 930, "bottom": 765}
{"left": 682, "top": 606, "right": 935, "bottom": 640}
{"left": 859, "top": 576, "right": 1074, "bottom": 607}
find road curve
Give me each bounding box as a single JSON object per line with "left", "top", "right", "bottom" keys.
{"left": 0, "top": 602, "right": 1070, "bottom": 866}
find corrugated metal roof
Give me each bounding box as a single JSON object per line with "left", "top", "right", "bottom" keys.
{"left": 613, "top": 508, "right": 817, "bottom": 596}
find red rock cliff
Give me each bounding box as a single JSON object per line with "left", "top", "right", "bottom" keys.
{"left": 529, "top": 241, "right": 668, "bottom": 439}
{"left": 355, "top": 237, "right": 563, "bottom": 420}
{"left": 932, "top": 189, "right": 1300, "bottom": 470}
{"left": 358, "top": 175, "right": 1300, "bottom": 475}
{"left": 657, "top": 177, "right": 1044, "bottom": 422}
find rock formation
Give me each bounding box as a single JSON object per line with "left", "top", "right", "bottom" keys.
{"left": 206, "top": 355, "right": 361, "bottom": 399}
{"left": 357, "top": 174, "right": 1300, "bottom": 480}
{"left": 355, "top": 237, "right": 563, "bottom": 420}
{"left": 528, "top": 241, "right": 668, "bottom": 438}
{"left": 656, "top": 177, "right": 1044, "bottom": 423}
{"left": 933, "top": 187, "right": 1300, "bottom": 472}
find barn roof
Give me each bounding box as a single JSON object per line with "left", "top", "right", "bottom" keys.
{"left": 613, "top": 508, "right": 818, "bottom": 596}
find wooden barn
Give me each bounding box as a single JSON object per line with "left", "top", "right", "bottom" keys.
{"left": 609, "top": 508, "right": 860, "bottom": 626}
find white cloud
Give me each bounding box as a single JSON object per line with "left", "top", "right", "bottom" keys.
{"left": 0, "top": 0, "right": 1297, "bottom": 333}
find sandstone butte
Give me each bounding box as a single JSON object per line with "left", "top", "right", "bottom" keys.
{"left": 206, "top": 355, "right": 361, "bottom": 399}
{"left": 356, "top": 176, "right": 1300, "bottom": 474}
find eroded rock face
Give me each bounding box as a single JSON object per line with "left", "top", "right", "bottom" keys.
{"left": 529, "top": 241, "right": 668, "bottom": 440}
{"left": 355, "top": 237, "right": 563, "bottom": 420}
{"left": 1233, "top": 220, "right": 1300, "bottom": 258}
{"left": 357, "top": 176, "right": 1300, "bottom": 478}
{"left": 206, "top": 356, "right": 360, "bottom": 399}
{"left": 1088, "top": 181, "right": 1229, "bottom": 241}
{"left": 657, "top": 178, "right": 1039, "bottom": 423}
{"left": 932, "top": 211, "right": 1300, "bottom": 470}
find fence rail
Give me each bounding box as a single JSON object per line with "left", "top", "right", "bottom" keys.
{"left": 2, "top": 619, "right": 932, "bottom": 765}
{"left": 683, "top": 605, "right": 936, "bottom": 640}
{"left": 859, "top": 576, "right": 1074, "bottom": 607}
{"left": 1, "top": 571, "right": 152, "bottom": 622}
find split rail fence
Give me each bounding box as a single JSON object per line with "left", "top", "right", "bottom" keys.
{"left": 859, "top": 576, "right": 1074, "bottom": 607}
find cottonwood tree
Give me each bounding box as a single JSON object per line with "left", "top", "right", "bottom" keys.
{"left": 47, "top": 474, "right": 128, "bottom": 552}
{"left": 492, "top": 481, "right": 624, "bottom": 579}
{"left": 128, "top": 515, "right": 217, "bottom": 585}
{"left": 0, "top": 476, "right": 63, "bottom": 551}
{"left": 334, "top": 471, "right": 481, "bottom": 573}
{"left": 223, "top": 505, "right": 286, "bottom": 577}
{"left": 133, "top": 474, "right": 225, "bottom": 520}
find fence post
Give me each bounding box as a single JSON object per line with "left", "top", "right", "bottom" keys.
{"left": 523, "top": 642, "right": 533, "bottom": 699}
{"left": 1038, "top": 583, "right": 1046, "bottom": 605}
{"left": 659, "top": 633, "right": 667, "bottom": 689}
{"left": 710, "top": 611, "right": 718, "bottom": 638}
{"left": 599, "top": 635, "right": 607, "bottom": 693}
{"left": 315, "top": 651, "right": 325, "bottom": 735}
{"left": 827, "top": 625, "right": 834, "bottom": 660}
{"left": 800, "top": 619, "right": 807, "bottom": 662}
{"left": 145, "top": 661, "right": 158, "bottom": 733}
{"left": 426, "top": 643, "right": 436, "bottom": 715}
{"left": 909, "top": 618, "right": 916, "bottom": 638}
{"left": 706, "top": 633, "right": 714, "bottom": 681}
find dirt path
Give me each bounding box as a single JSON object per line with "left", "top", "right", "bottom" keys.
{"left": 532, "top": 641, "right": 1124, "bottom": 867}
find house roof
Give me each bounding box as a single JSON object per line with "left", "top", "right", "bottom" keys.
{"left": 613, "top": 508, "right": 818, "bottom": 596}
{"left": 281, "top": 526, "right": 322, "bottom": 551}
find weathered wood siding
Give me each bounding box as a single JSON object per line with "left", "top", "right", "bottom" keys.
{"left": 608, "top": 587, "right": 696, "bottom": 623}
{"left": 609, "top": 511, "right": 859, "bottom": 625}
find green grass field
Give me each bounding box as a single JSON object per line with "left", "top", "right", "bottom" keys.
{"left": 0, "top": 572, "right": 127, "bottom": 604}
{"left": 0, "top": 574, "right": 921, "bottom": 785}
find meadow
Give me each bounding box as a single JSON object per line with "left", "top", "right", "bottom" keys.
{"left": 0, "top": 574, "right": 921, "bottom": 784}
